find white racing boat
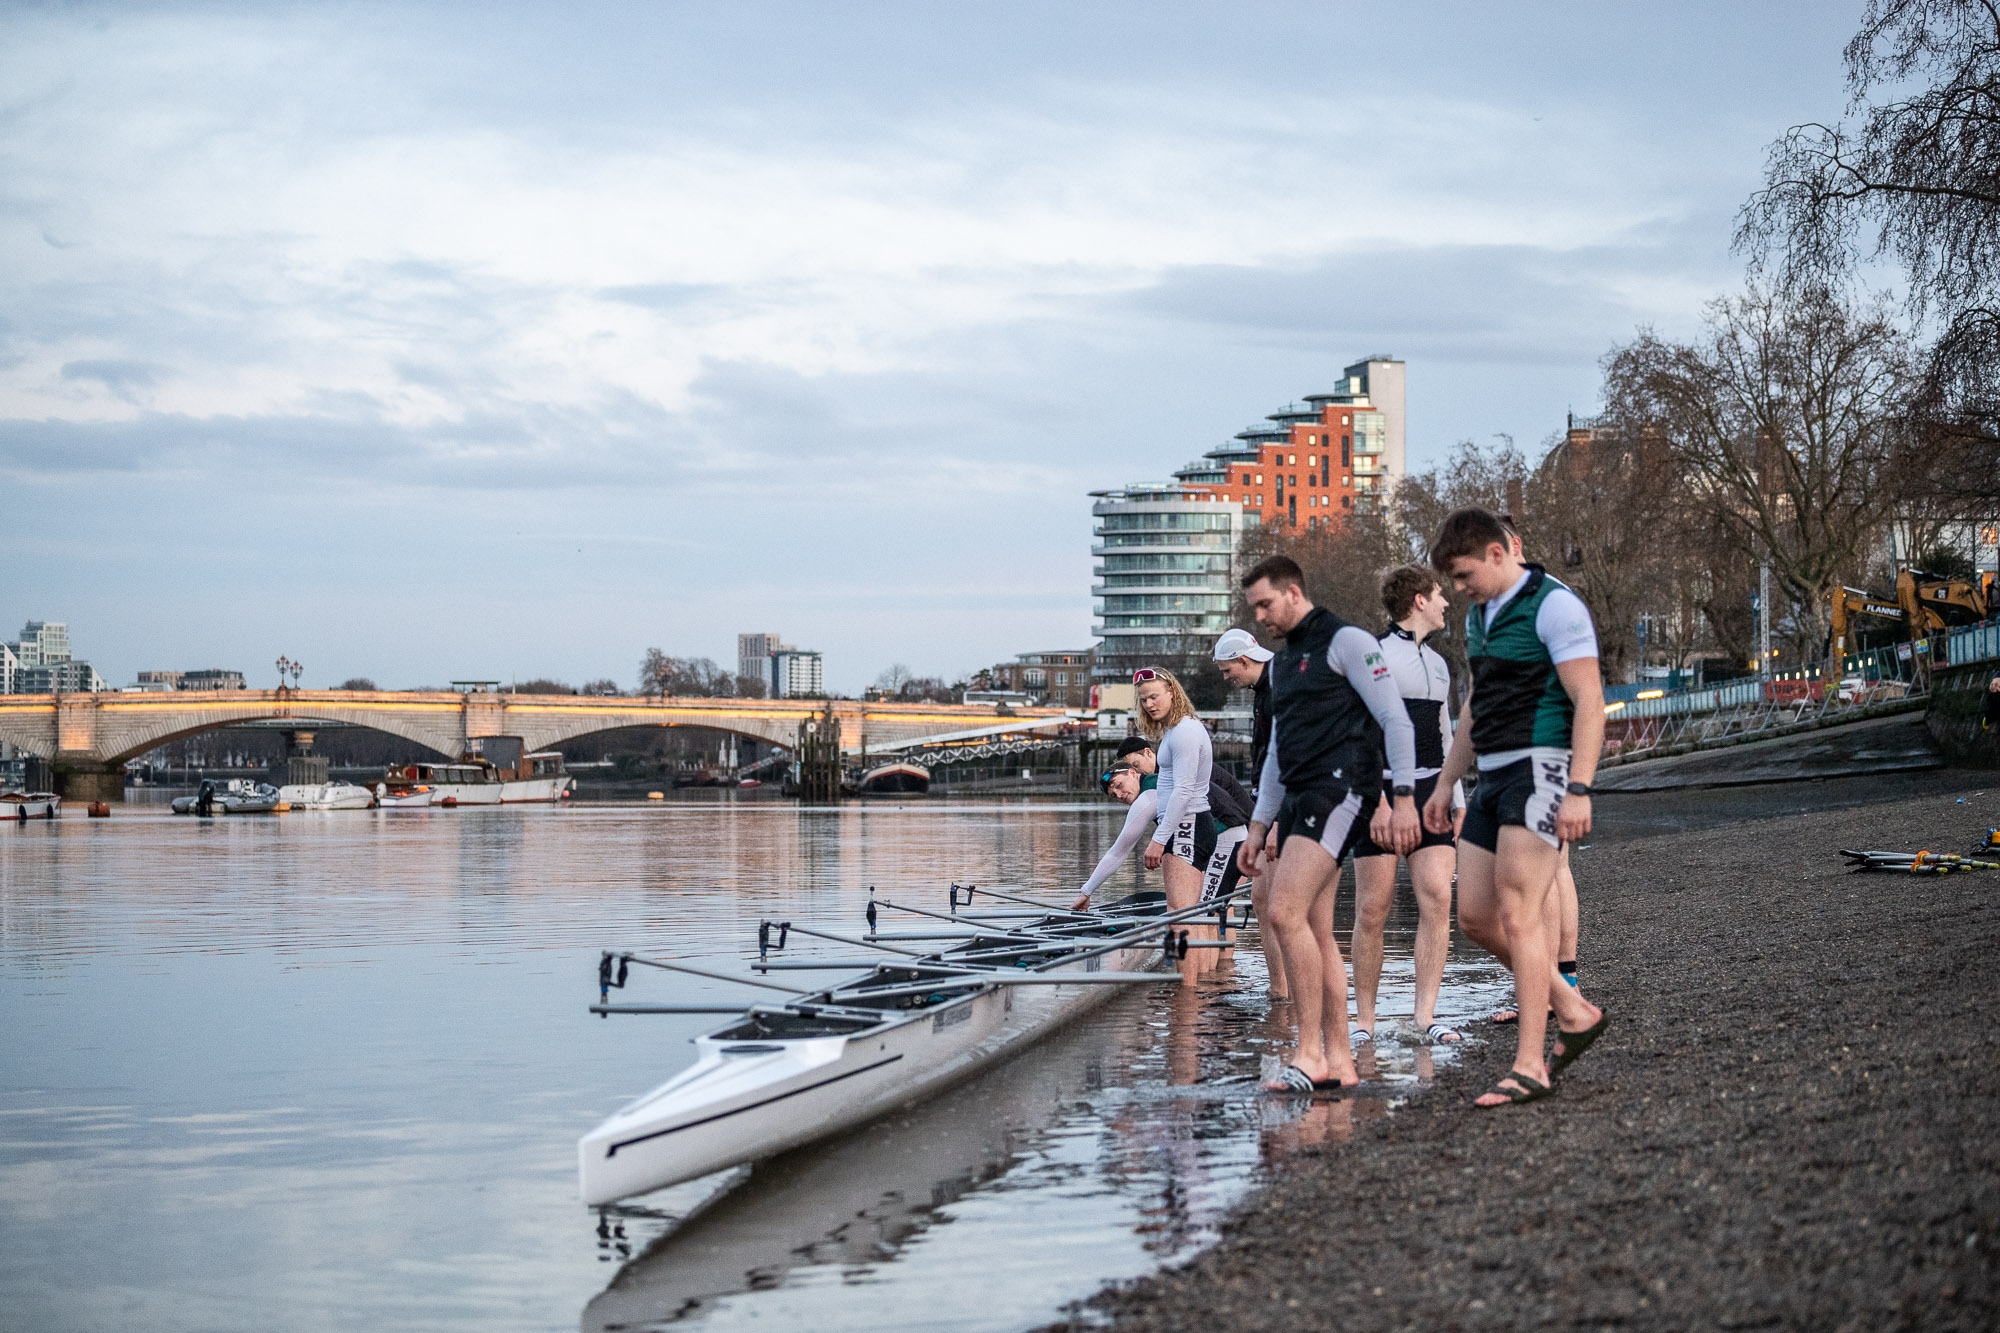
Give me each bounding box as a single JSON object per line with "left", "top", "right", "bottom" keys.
{"left": 578, "top": 883, "right": 1247, "bottom": 1206}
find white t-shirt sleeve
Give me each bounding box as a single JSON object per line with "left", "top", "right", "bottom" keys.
{"left": 1536, "top": 588, "right": 1599, "bottom": 664}
{"left": 1080, "top": 789, "right": 1159, "bottom": 898}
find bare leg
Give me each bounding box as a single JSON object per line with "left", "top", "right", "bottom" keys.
{"left": 1459, "top": 842, "right": 1595, "bottom": 1032}
{"left": 1307, "top": 865, "right": 1354, "bottom": 1073}
{"left": 1407, "top": 843, "right": 1456, "bottom": 1035}
{"left": 1162, "top": 854, "right": 1213, "bottom": 973}
{"left": 1486, "top": 826, "right": 1563, "bottom": 1095}
{"left": 1349, "top": 853, "right": 1397, "bottom": 1035}
{"left": 1250, "top": 872, "right": 1288, "bottom": 1000}
{"left": 1260, "top": 839, "right": 1353, "bottom": 1087}
{"left": 1557, "top": 850, "right": 1579, "bottom": 976}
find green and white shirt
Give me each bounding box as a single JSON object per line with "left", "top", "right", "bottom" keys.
{"left": 1466, "top": 564, "right": 1598, "bottom": 771}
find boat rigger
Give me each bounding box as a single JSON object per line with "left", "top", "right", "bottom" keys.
{"left": 576, "top": 883, "right": 1249, "bottom": 1206}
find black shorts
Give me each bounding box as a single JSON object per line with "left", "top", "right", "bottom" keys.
{"left": 1460, "top": 749, "right": 1569, "bottom": 853}
{"left": 1275, "top": 786, "right": 1371, "bottom": 862}
{"left": 1352, "top": 772, "right": 1457, "bottom": 858}
{"left": 1161, "top": 810, "right": 1219, "bottom": 869}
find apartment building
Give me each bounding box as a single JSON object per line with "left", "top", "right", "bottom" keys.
{"left": 987, "top": 650, "right": 1095, "bottom": 707}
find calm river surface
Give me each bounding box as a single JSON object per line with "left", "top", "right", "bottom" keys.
{"left": 0, "top": 800, "right": 1508, "bottom": 1332}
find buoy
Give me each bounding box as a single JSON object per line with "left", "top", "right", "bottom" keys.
{"left": 272, "top": 802, "right": 291, "bottom": 813}
{"left": 440, "top": 796, "right": 458, "bottom": 807}
{"left": 88, "top": 802, "right": 110, "bottom": 818}
{"left": 647, "top": 791, "right": 665, "bottom": 800}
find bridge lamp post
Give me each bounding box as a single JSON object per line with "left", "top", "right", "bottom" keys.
{"left": 275, "top": 656, "right": 303, "bottom": 690}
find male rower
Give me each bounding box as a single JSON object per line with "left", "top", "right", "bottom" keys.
{"left": 1072, "top": 763, "right": 1158, "bottom": 908}
{"left": 1488, "top": 515, "right": 1583, "bottom": 1023}
{"left": 1085, "top": 736, "right": 1253, "bottom": 913}
{"left": 1238, "top": 555, "right": 1421, "bottom": 1093}
{"left": 1349, "top": 565, "right": 1466, "bottom": 1046}
{"left": 1423, "top": 507, "right": 1608, "bottom": 1108}
{"left": 1213, "top": 627, "right": 1286, "bottom": 998}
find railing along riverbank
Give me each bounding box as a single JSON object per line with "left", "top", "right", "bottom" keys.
{"left": 1601, "top": 617, "right": 2000, "bottom": 763}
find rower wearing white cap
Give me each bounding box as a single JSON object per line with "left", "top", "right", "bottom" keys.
{"left": 1213, "top": 625, "right": 1287, "bottom": 1001}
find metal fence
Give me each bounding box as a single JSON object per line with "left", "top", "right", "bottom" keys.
{"left": 1600, "top": 624, "right": 2000, "bottom": 761}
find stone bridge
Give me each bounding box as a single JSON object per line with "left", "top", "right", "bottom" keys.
{"left": 0, "top": 690, "right": 1072, "bottom": 800}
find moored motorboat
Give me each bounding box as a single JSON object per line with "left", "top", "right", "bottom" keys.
{"left": 498, "top": 751, "right": 574, "bottom": 803}
{"left": 2, "top": 791, "right": 60, "bottom": 820}
{"left": 578, "top": 884, "right": 1241, "bottom": 1206}
{"left": 278, "top": 781, "right": 377, "bottom": 810}
{"left": 376, "top": 761, "right": 504, "bottom": 808}
{"left": 170, "top": 779, "right": 282, "bottom": 815}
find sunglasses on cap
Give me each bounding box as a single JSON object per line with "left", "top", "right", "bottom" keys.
{"left": 1131, "top": 668, "right": 1159, "bottom": 682}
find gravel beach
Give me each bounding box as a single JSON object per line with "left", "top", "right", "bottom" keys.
{"left": 1056, "top": 775, "right": 2000, "bottom": 1331}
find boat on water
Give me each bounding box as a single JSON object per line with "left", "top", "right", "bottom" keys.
{"left": 848, "top": 761, "right": 930, "bottom": 795}
{"left": 171, "top": 779, "right": 282, "bottom": 815}
{"left": 376, "top": 754, "right": 574, "bottom": 808}
{"left": 2, "top": 791, "right": 60, "bottom": 820}
{"left": 578, "top": 883, "right": 1244, "bottom": 1206}
{"left": 278, "top": 781, "right": 377, "bottom": 810}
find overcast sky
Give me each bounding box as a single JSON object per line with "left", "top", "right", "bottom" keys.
{"left": 3, "top": 1, "right": 1864, "bottom": 692}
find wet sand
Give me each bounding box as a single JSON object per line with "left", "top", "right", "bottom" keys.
{"left": 1055, "top": 773, "right": 2000, "bottom": 1330}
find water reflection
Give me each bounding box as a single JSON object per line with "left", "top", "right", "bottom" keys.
{"left": 0, "top": 802, "right": 1508, "bottom": 1333}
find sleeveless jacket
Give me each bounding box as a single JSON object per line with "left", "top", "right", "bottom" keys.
{"left": 1269, "top": 606, "right": 1383, "bottom": 790}
{"left": 1466, "top": 564, "right": 1577, "bottom": 752}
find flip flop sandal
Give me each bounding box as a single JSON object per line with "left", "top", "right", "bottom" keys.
{"left": 1264, "top": 1064, "right": 1317, "bottom": 1095}
{"left": 1350, "top": 1026, "right": 1373, "bottom": 1045}
{"left": 1425, "top": 1022, "right": 1463, "bottom": 1044}
{"left": 1474, "top": 1070, "right": 1552, "bottom": 1108}
{"left": 1549, "top": 1011, "right": 1610, "bottom": 1078}
{"left": 1263, "top": 1065, "right": 1355, "bottom": 1095}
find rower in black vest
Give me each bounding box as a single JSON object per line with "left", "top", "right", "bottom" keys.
{"left": 1240, "top": 555, "right": 1420, "bottom": 1096}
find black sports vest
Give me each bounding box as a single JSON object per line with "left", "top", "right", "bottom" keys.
{"left": 1270, "top": 606, "right": 1383, "bottom": 791}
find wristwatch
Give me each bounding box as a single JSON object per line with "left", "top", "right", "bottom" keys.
{"left": 1566, "top": 780, "right": 1593, "bottom": 796}
{"left": 1391, "top": 784, "right": 1414, "bottom": 797}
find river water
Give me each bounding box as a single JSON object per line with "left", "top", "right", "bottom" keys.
{"left": 0, "top": 800, "right": 1509, "bottom": 1332}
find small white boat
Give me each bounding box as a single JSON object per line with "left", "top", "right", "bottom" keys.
{"left": 2, "top": 791, "right": 60, "bottom": 820}
{"left": 171, "top": 779, "right": 282, "bottom": 815}
{"left": 278, "top": 781, "right": 376, "bottom": 810}
{"left": 848, "top": 761, "right": 930, "bottom": 794}
{"left": 577, "top": 886, "right": 1229, "bottom": 1206}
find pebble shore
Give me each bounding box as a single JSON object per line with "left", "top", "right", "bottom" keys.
{"left": 1054, "top": 777, "right": 1999, "bottom": 1331}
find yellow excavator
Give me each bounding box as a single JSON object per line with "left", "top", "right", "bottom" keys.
{"left": 1829, "top": 568, "right": 1993, "bottom": 663}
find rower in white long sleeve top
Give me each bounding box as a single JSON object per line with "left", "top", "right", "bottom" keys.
{"left": 1150, "top": 715, "right": 1212, "bottom": 851}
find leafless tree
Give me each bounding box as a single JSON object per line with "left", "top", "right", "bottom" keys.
{"left": 637, "top": 651, "right": 739, "bottom": 697}
{"left": 1738, "top": 0, "right": 2000, "bottom": 505}
{"left": 1601, "top": 286, "right": 1920, "bottom": 662}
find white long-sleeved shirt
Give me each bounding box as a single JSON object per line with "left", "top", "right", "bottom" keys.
{"left": 1250, "top": 623, "right": 1421, "bottom": 826}
{"left": 1079, "top": 788, "right": 1159, "bottom": 899}
{"left": 1377, "top": 626, "right": 1466, "bottom": 810}
{"left": 1148, "top": 715, "right": 1213, "bottom": 848}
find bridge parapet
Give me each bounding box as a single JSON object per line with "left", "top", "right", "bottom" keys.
{"left": 0, "top": 689, "right": 1068, "bottom": 798}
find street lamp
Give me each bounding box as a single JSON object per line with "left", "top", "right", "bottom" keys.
{"left": 275, "top": 656, "right": 303, "bottom": 690}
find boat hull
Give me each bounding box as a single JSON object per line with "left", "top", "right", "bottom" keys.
{"left": 277, "top": 782, "right": 376, "bottom": 810}
{"left": 2, "top": 793, "right": 59, "bottom": 820}
{"left": 578, "top": 938, "right": 1157, "bottom": 1206}
{"left": 498, "top": 775, "right": 574, "bottom": 803}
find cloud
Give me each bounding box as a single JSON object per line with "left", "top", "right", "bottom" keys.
{"left": 59, "top": 358, "right": 160, "bottom": 399}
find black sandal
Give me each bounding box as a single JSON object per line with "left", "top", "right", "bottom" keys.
{"left": 1474, "top": 1070, "right": 1552, "bottom": 1108}
{"left": 1550, "top": 1011, "right": 1609, "bottom": 1078}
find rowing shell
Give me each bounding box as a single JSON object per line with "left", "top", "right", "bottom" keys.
{"left": 577, "top": 890, "right": 1216, "bottom": 1206}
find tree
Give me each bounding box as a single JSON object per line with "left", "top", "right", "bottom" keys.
{"left": 580, "top": 678, "right": 622, "bottom": 696}
{"left": 1600, "top": 286, "right": 1919, "bottom": 663}
{"left": 511, "top": 678, "right": 574, "bottom": 694}
{"left": 733, "top": 673, "right": 767, "bottom": 699}
{"left": 336, "top": 677, "right": 377, "bottom": 691}
{"left": 1738, "top": 0, "right": 2000, "bottom": 505}
{"left": 638, "top": 654, "right": 740, "bottom": 697}
{"left": 873, "top": 663, "right": 914, "bottom": 693}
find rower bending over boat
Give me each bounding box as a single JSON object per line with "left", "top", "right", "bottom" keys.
{"left": 1072, "top": 763, "right": 1158, "bottom": 913}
